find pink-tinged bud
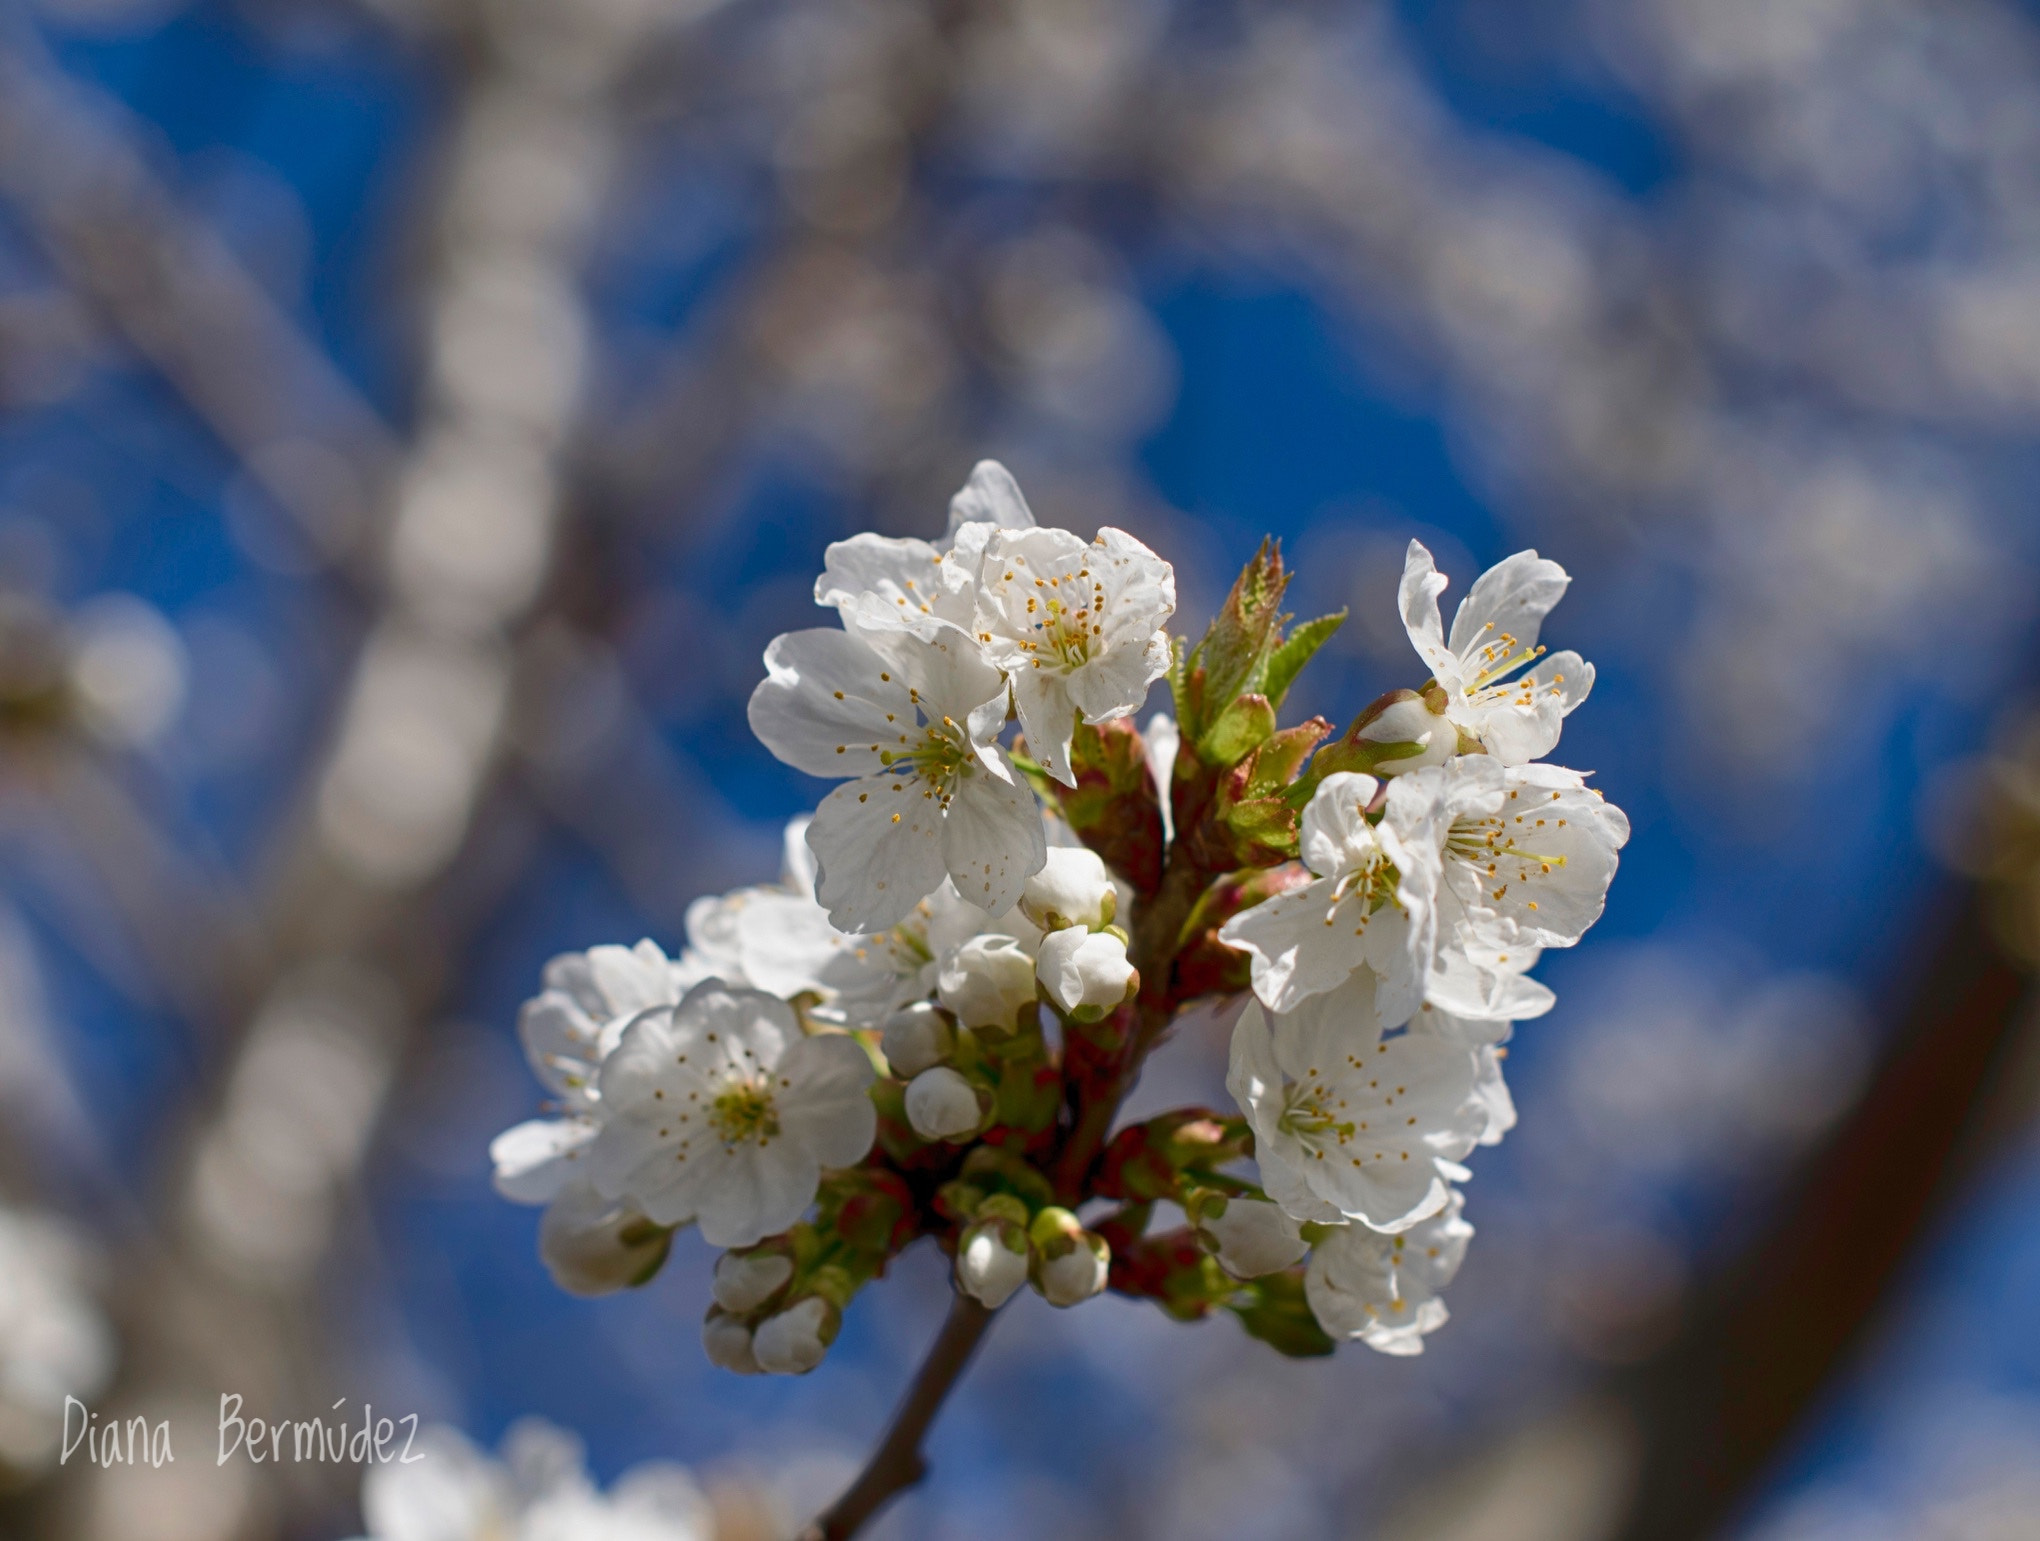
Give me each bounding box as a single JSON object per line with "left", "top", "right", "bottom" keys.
{"left": 904, "top": 1066, "right": 988, "bottom": 1142}
{"left": 936, "top": 936, "right": 1039, "bottom": 1031}
{"left": 702, "top": 1310, "right": 762, "bottom": 1375}
{"left": 956, "top": 1217, "right": 1030, "bottom": 1308}
{"left": 753, "top": 1296, "right": 839, "bottom": 1375}
{"left": 1035, "top": 929, "right": 1137, "bottom": 1021}
{"left": 1020, "top": 848, "right": 1113, "bottom": 932}
{"left": 880, "top": 1001, "right": 955, "bottom": 1079}
{"left": 711, "top": 1249, "right": 794, "bottom": 1313}
{"left": 538, "top": 1182, "right": 671, "bottom": 1296}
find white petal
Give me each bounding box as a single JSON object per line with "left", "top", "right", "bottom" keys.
{"left": 807, "top": 774, "right": 949, "bottom": 933}
{"left": 517, "top": 992, "right": 602, "bottom": 1104}
{"left": 942, "top": 459, "right": 1036, "bottom": 547}
{"left": 1447, "top": 549, "right": 1570, "bottom": 663}
{"left": 586, "top": 941, "right": 679, "bottom": 1018}
{"left": 864, "top": 622, "right": 1008, "bottom": 726}
{"left": 1299, "top": 772, "right": 1382, "bottom": 877}
{"left": 747, "top": 629, "right": 913, "bottom": 779}
{"left": 941, "top": 758, "right": 1049, "bottom": 916}
{"left": 1442, "top": 764, "right": 1626, "bottom": 948}
{"left": 491, "top": 1117, "right": 599, "bottom": 1205}
{"left": 1305, "top": 1192, "right": 1471, "bottom": 1354}
{"left": 1010, "top": 667, "right": 1080, "bottom": 786}
{"left": 816, "top": 533, "right": 960, "bottom": 637}
{"left": 1219, "top": 874, "right": 1402, "bottom": 1014}
{"left": 695, "top": 1141, "right": 820, "bottom": 1249}
{"left": 1144, "top": 711, "right": 1179, "bottom": 846}
{"left": 1465, "top": 650, "right": 1595, "bottom": 764}
{"left": 1398, "top": 540, "right": 1458, "bottom": 686}
{"left": 730, "top": 889, "right": 854, "bottom": 999}
{"left": 776, "top": 1033, "right": 878, "bottom": 1167}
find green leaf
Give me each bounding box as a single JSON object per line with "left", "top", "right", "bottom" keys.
{"left": 1244, "top": 717, "right": 1332, "bottom": 798}
{"left": 1263, "top": 609, "right": 1346, "bottom": 709}
{"left": 1195, "top": 540, "right": 1291, "bottom": 734}
{"left": 1199, "top": 691, "right": 1276, "bottom": 764}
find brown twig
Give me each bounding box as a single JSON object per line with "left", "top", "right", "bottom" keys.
{"left": 799, "top": 1291, "right": 996, "bottom": 1541}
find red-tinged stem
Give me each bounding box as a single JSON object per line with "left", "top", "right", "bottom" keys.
{"left": 797, "top": 1292, "right": 996, "bottom": 1541}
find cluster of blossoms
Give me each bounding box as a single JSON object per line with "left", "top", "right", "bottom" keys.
{"left": 348, "top": 1419, "right": 710, "bottom": 1541}
{"left": 492, "top": 458, "right": 1625, "bottom": 1387}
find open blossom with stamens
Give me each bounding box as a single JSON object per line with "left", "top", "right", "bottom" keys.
{"left": 1305, "top": 1190, "right": 1473, "bottom": 1356}
{"left": 1216, "top": 771, "right": 1445, "bottom": 1020}
{"left": 813, "top": 462, "right": 1036, "bottom": 643}
{"left": 1227, "top": 971, "right": 1487, "bottom": 1232}
{"left": 973, "top": 525, "right": 1176, "bottom": 787}
{"left": 491, "top": 940, "right": 694, "bottom": 1208}
{"left": 1399, "top": 541, "right": 1594, "bottom": 764}
{"left": 748, "top": 623, "right": 1047, "bottom": 932}
{"left": 590, "top": 982, "right": 876, "bottom": 1248}
{"left": 1439, "top": 762, "right": 1629, "bottom": 950}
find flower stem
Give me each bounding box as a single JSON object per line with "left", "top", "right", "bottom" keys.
{"left": 798, "top": 1291, "right": 997, "bottom": 1541}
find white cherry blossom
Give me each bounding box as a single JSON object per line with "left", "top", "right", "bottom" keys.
{"left": 748, "top": 624, "right": 1047, "bottom": 931}
{"left": 590, "top": 983, "right": 876, "bottom": 1248}
{"left": 973, "top": 525, "right": 1176, "bottom": 786}
{"left": 494, "top": 940, "right": 695, "bottom": 1210}
{"left": 1305, "top": 1191, "right": 1473, "bottom": 1356}
{"left": 812, "top": 461, "right": 1035, "bottom": 642}
{"left": 1439, "top": 762, "right": 1629, "bottom": 951}
{"left": 1216, "top": 771, "right": 1444, "bottom": 1021}
{"left": 1226, "top": 971, "right": 1486, "bottom": 1233}
{"left": 350, "top": 1421, "right": 711, "bottom": 1541}
{"left": 1399, "top": 541, "right": 1594, "bottom": 764}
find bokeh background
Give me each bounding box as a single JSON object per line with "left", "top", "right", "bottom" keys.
{"left": 5, "top": 0, "right": 2040, "bottom": 1536}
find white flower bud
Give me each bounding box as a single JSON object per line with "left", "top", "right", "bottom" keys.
{"left": 1029, "top": 1208, "right": 1110, "bottom": 1307}
{"left": 904, "top": 1066, "right": 986, "bottom": 1142}
{"left": 712, "top": 1250, "right": 794, "bottom": 1313}
{"left": 1196, "top": 1196, "right": 1307, "bottom": 1279}
{"left": 1033, "top": 1232, "right": 1110, "bottom": 1307}
{"left": 1350, "top": 686, "right": 1457, "bottom": 776}
{"left": 880, "top": 1002, "right": 955, "bottom": 1079}
{"left": 1019, "top": 847, "right": 1112, "bottom": 932}
{"left": 701, "top": 1311, "right": 762, "bottom": 1375}
{"left": 1035, "top": 928, "right": 1136, "bottom": 1020}
{"left": 752, "top": 1296, "right": 838, "bottom": 1375}
{"left": 537, "top": 1182, "right": 671, "bottom": 1297}
{"left": 936, "top": 935, "right": 1039, "bottom": 1031}
{"left": 956, "top": 1220, "right": 1029, "bottom": 1308}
